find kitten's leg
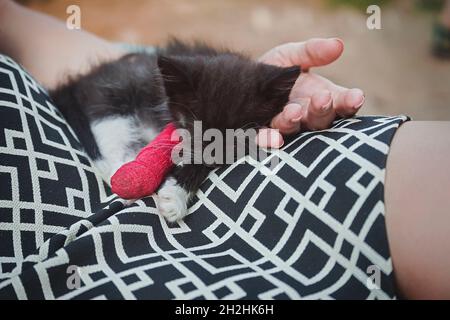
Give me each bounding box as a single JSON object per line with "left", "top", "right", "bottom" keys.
{"left": 157, "top": 165, "right": 212, "bottom": 222}
{"left": 90, "top": 116, "right": 147, "bottom": 183}
{"left": 157, "top": 177, "right": 190, "bottom": 223}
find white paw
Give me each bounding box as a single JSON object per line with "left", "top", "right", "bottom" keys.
{"left": 157, "top": 185, "right": 189, "bottom": 223}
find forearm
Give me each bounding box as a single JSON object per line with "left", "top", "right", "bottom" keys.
{"left": 385, "top": 121, "right": 450, "bottom": 299}
{"left": 0, "top": 0, "right": 125, "bottom": 89}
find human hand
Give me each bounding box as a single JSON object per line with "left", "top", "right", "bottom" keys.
{"left": 256, "top": 38, "right": 365, "bottom": 148}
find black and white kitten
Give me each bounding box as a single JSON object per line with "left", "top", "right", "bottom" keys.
{"left": 50, "top": 39, "right": 300, "bottom": 222}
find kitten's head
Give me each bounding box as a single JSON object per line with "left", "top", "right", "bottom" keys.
{"left": 157, "top": 50, "right": 300, "bottom": 166}
{"left": 157, "top": 53, "right": 300, "bottom": 132}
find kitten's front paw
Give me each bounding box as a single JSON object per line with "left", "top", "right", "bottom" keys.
{"left": 156, "top": 185, "right": 188, "bottom": 223}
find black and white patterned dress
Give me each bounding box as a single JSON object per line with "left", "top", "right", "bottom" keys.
{"left": 0, "top": 54, "right": 408, "bottom": 299}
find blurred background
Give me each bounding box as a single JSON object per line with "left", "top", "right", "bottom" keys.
{"left": 22, "top": 0, "right": 450, "bottom": 120}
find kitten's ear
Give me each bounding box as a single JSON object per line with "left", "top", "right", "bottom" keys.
{"left": 157, "top": 55, "right": 195, "bottom": 96}
{"left": 157, "top": 55, "right": 198, "bottom": 124}
{"left": 262, "top": 65, "right": 301, "bottom": 99}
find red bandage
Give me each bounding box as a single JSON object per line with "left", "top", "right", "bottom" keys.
{"left": 111, "top": 123, "right": 179, "bottom": 199}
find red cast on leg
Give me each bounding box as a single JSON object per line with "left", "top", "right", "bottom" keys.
{"left": 111, "top": 123, "right": 180, "bottom": 199}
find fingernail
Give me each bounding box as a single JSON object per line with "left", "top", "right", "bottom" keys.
{"left": 269, "top": 136, "right": 284, "bottom": 149}
{"left": 354, "top": 95, "right": 365, "bottom": 110}
{"left": 284, "top": 103, "right": 304, "bottom": 123}
{"left": 277, "top": 140, "right": 285, "bottom": 148}
{"left": 329, "top": 37, "right": 344, "bottom": 47}
{"left": 290, "top": 115, "right": 302, "bottom": 123}
{"left": 272, "top": 131, "right": 284, "bottom": 148}
{"left": 256, "top": 129, "right": 284, "bottom": 149}
{"left": 347, "top": 89, "right": 364, "bottom": 109}
{"left": 322, "top": 98, "right": 333, "bottom": 112}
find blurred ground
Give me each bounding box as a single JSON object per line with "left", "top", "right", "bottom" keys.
{"left": 26, "top": 0, "right": 450, "bottom": 120}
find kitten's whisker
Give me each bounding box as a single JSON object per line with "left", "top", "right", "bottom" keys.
{"left": 168, "top": 101, "right": 200, "bottom": 122}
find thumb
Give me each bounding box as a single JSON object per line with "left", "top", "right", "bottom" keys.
{"left": 267, "top": 38, "right": 344, "bottom": 70}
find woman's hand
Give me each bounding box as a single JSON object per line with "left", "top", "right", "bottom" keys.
{"left": 256, "top": 38, "right": 365, "bottom": 148}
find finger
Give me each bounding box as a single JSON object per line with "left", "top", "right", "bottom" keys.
{"left": 269, "top": 103, "right": 304, "bottom": 136}
{"left": 333, "top": 88, "right": 365, "bottom": 117}
{"left": 256, "top": 128, "right": 284, "bottom": 149}
{"left": 285, "top": 38, "right": 344, "bottom": 70}
{"left": 302, "top": 91, "right": 336, "bottom": 130}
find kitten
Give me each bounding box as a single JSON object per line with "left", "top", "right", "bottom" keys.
{"left": 50, "top": 39, "right": 300, "bottom": 222}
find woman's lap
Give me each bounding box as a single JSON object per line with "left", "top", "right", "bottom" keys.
{"left": 0, "top": 54, "right": 406, "bottom": 299}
